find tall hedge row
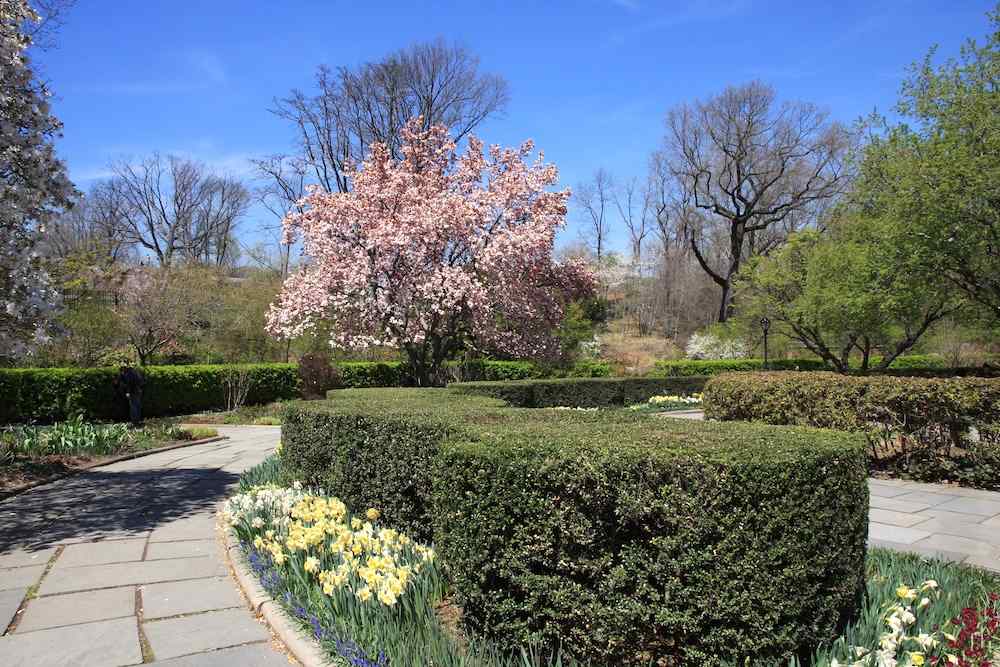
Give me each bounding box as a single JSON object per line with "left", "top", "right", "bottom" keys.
{"left": 703, "top": 372, "right": 1000, "bottom": 458}
{"left": 448, "top": 376, "right": 707, "bottom": 408}
{"left": 0, "top": 364, "right": 300, "bottom": 423}
{"left": 281, "top": 386, "right": 868, "bottom": 665}
{"left": 654, "top": 358, "right": 828, "bottom": 376}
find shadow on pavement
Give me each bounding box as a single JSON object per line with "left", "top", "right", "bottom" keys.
{"left": 0, "top": 465, "right": 240, "bottom": 553}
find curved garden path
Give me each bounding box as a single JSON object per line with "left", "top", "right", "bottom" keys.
{"left": 0, "top": 426, "right": 290, "bottom": 666}
{"left": 2, "top": 421, "right": 998, "bottom": 666}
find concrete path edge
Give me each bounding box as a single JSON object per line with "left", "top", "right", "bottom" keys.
{"left": 221, "top": 524, "right": 329, "bottom": 667}
{"left": 0, "top": 435, "right": 229, "bottom": 502}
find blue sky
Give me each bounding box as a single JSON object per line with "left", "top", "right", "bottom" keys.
{"left": 34, "top": 0, "right": 996, "bottom": 253}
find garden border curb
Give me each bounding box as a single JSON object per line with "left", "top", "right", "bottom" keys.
{"left": 0, "top": 435, "right": 228, "bottom": 501}
{"left": 220, "top": 525, "right": 329, "bottom": 667}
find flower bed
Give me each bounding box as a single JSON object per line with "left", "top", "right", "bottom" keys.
{"left": 1, "top": 418, "right": 218, "bottom": 493}
{"left": 628, "top": 392, "right": 703, "bottom": 412}
{"left": 223, "top": 479, "right": 573, "bottom": 665}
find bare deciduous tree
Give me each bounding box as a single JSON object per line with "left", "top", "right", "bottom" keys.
{"left": 108, "top": 154, "right": 250, "bottom": 267}
{"left": 249, "top": 154, "right": 306, "bottom": 278}
{"left": 271, "top": 38, "right": 509, "bottom": 194}
{"left": 613, "top": 176, "right": 652, "bottom": 269}
{"left": 575, "top": 168, "right": 614, "bottom": 262}
{"left": 659, "top": 81, "right": 851, "bottom": 322}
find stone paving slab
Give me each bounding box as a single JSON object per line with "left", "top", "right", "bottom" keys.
{"left": 869, "top": 522, "right": 933, "bottom": 545}
{"left": 39, "top": 554, "right": 227, "bottom": 595}
{"left": 148, "top": 514, "right": 220, "bottom": 543}
{"left": 145, "top": 539, "right": 217, "bottom": 561}
{"left": 0, "top": 564, "right": 45, "bottom": 591}
{"left": 0, "top": 547, "right": 56, "bottom": 569}
{"left": 870, "top": 495, "right": 932, "bottom": 514}
{"left": 869, "top": 507, "right": 930, "bottom": 528}
{"left": 894, "top": 490, "right": 960, "bottom": 506}
{"left": 910, "top": 518, "right": 1000, "bottom": 546}
{"left": 912, "top": 533, "right": 1000, "bottom": 560}
{"left": 143, "top": 608, "right": 271, "bottom": 660}
{"left": 869, "top": 538, "right": 970, "bottom": 564}
{"left": 0, "top": 616, "right": 143, "bottom": 667}
{"left": 0, "top": 587, "right": 27, "bottom": 630}
{"left": 936, "top": 496, "right": 1000, "bottom": 517}
{"left": 55, "top": 538, "right": 146, "bottom": 568}
{"left": 149, "top": 643, "right": 290, "bottom": 666}
{"left": 867, "top": 482, "right": 912, "bottom": 498}
{"left": 16, "top": 585, "right": 135, "bottom": 633}
{"left": 141, "top": 576, "right": 242, "bottom": 619}
{"left": 914, "top": 508, "right": 993, "bottom": 524}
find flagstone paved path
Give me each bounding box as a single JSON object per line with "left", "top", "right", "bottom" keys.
{"left": 3, "top": 419, "right": 999, "bottom": 666}
{"left": 0, "top": 426, "right": 291, "bottom": 667}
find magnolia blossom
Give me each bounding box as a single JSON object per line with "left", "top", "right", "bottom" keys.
{"left": 0, "top": 0, "right": 74, "bottom": 358}
{"left": 267, "top": 120, "right": 594, "bottom": 381}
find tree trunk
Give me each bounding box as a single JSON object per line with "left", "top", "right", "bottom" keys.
{"left": 717, "top": 281, "right": 732, "bottom": 323}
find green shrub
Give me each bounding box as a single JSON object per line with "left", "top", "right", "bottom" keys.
{"left": 281, "top": 388, "right": 868, "bottom": 664}
{"left": 447, "top": 359, "right": 545, "bottom": 382}
{"left": 559, "top": 358, "right": 612, "bottom": 377}
{"left": 653, "top": 355, "right": 967, "bottom": 377}
{"left": 0, "top": 364, "right": 300, "bottom": 423}
{"left": 281, "top": 390, "right": 505, "bottom": 541}
{"left": 450, "top": 376, "right": 708, "bottom": 408}
{"left": 335, "top": 361, "right": 410, "bottom": 388}
{"left": 654, "top": 358, "right": 829, "bottom": 376}
{"left": 703, "top": 372, "right": 1000, "bottom": 477}
{"left": 880, "top": 353, "right": 948, "bottom": 370}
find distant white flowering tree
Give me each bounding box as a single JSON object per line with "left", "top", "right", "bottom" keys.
{"left": 684, "top": 330, "right": 750, "bottom": 360}
{"left": 0, "top": 0, "right": 74, "bottom": 358}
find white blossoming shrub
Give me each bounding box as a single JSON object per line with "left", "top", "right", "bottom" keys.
{"left": 685, "top": 331, "right": 750, "bottom": 360}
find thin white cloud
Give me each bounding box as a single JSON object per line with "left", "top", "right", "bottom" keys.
{"left": 75, "top": 49, "right": 227, "bottom": 96}
{"left": 605, "top": 0, "right": 751, "bottom": 45}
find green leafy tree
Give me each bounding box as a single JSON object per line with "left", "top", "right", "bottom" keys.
{"left": 856, "top": 6, "right": 1000, "bottom": 325}
{"left": 737, "top": 216, "right": 957, "bottom": 373}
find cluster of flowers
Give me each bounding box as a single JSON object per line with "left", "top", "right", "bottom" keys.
{"left": 244, "top": 546, "right": 387, "bottom": 667}
{"left": 627, "top": 393, "right": 703, "bottom": 411}
{"left": 832, "top": 581, "right": 961, "bottom": 667}
{"left": 221, "top": 483, "right": 435, "bottom": 609}
{"left": 942, "top": 593, "right": 999, "bottom": 667}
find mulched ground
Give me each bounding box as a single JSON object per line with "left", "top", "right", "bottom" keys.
{"left": 0, "top": 454, "right": 96, "bottom": 494}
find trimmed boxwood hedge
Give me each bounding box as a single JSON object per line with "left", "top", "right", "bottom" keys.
{"left": 336, "top": 361, "right": 410, "bottom": 388}
{"left": 653, "top": 354, "right": 990, "bottom": 378}
{"left": 703, "top": 372, "right": 1000, "bottom": 455}
{"left": 448, "top": 376, "right": 708, "bottom": 408}
{"left": 654, "top": 358, "right": 828, "bottom": 376}
{"left": 281, "top": 385, "right": 868, "bottom": 665}
{"left": 0, "top": 363, "right": 300, "bottom": 423}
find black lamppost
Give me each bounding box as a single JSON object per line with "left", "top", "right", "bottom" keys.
{"left": 760, "top": 317, "right": 771, "bottom": 369}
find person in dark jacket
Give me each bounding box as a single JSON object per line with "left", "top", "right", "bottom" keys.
{"left": 117, "top": 362, "right": 145, "bottom": 426}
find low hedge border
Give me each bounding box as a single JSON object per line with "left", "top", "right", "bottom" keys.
{"left": 654, "top": 358, "right": 828, "bottom": 376}
{"left": 653, "top": 354, "right": 999, "bottom": 378}
{"left": 447, "top": 376, "right": 708, "bottom": 408}
{"left": 281, "top": 386, "right": 868, "bottom": 665}
{"left": 0, "top": 364, "right": 300, "bottom": 423}
{"left": 703, "top": 372, "right": 1000, "bottom": 467}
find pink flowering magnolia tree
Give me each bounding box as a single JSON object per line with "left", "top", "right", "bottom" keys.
{"left": 266, "top": 120, "right": 594, "bottom": 385}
